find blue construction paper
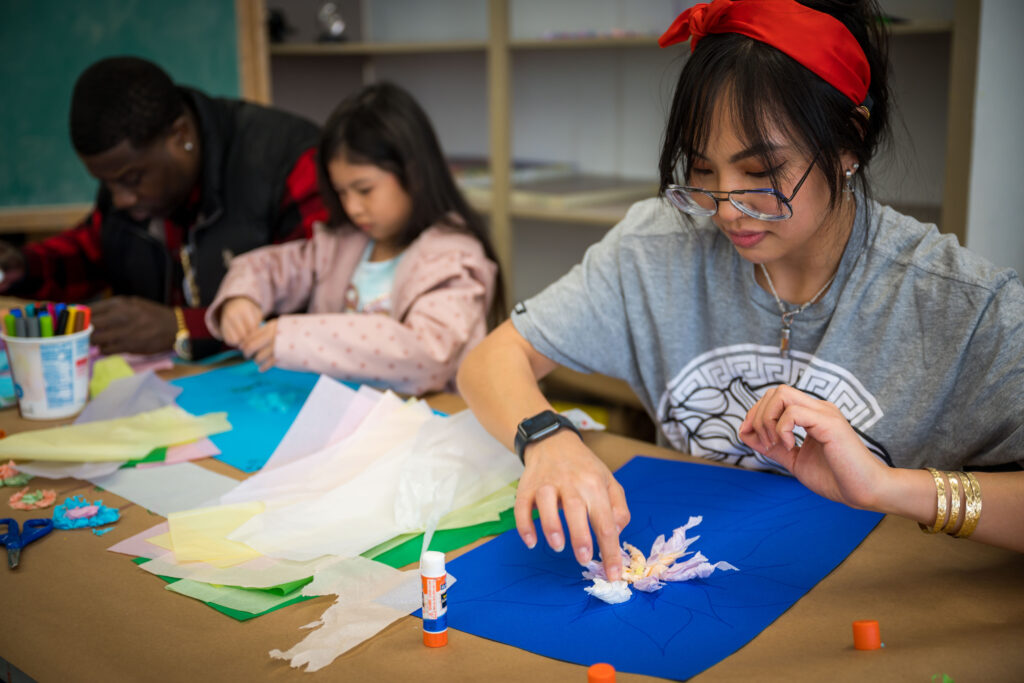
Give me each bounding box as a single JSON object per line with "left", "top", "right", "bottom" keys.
{"left": 171, "top": 362, "right": 320, "bottom": 472}
{"left": 440, "top": 456, "right": 883, "bottom": 681}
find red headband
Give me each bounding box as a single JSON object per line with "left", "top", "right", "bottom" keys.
{"left": 659, "top": 0, "right": 870, "bottom": 107}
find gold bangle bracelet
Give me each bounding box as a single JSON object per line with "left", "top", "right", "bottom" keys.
{"left": 919, "top": 467, "right": 948, "bottom": 534}
{"left": 943, "top": 470, "right": 963, "bottom": 535}
{"left": 955, "top": 472, "right": 983, "bottom": 539}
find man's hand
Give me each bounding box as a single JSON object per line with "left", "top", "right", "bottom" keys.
{"left": 0, "top": 242, "right": 26, "bottom": 292}
{"left": 90, "top": 296, "right": 178, "bottom": 355}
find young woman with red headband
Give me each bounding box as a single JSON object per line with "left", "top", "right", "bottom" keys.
{"left": 458, "top": 0, "right": 1024, "bottom": 580}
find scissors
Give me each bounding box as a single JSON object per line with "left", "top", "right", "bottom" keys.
{"left": 0, "top": 518, "right": 54, "bottom": 569}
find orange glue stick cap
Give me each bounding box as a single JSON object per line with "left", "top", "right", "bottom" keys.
{"left": 588, "top": 662, "right": 616, "bottom": 682}
{"left": 852, "top": 619, "right": 881, "bottom": 650}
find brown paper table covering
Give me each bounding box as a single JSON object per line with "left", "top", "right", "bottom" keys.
{"left": 0, "top": 376, "right": 1021, "bottom": 682}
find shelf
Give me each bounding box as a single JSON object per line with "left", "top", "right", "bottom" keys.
{"left": 469, "top": 196, "right": 645, "bottom": 227}
{"left": 269, "top": 40, "right": 488, "bottom": 56}
{"left": 0, "top": 204, "right": 92, "bottom": 234}
{"left": 504, "top": 19, "right": 952, "bottom": 51}
{"left": 510, "top": 36, "right": 658, "bottom": 50}
{"left": 887, "top": 20, "right": 953, "bottom": 35}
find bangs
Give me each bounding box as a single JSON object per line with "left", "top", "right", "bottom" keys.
{"left": 660, "top": 32, "right": 865, "bottom": 210}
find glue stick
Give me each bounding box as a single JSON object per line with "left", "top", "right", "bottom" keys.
{"left": 421, "top": 550, "right": 448, "bottom": 647}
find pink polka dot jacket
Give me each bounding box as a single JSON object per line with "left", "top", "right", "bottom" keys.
{"left": 206, "top": 221, "right": 498, "bottom": 395}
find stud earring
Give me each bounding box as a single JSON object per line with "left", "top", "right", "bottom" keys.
{"left": 184, "top": 141, "right": 195, "bottom": 152}
{"left": 844, "top": 162, "right": 860, "bottom": 196}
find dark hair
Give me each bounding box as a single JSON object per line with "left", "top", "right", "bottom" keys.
{"left": 69, "top": 56, "right": 185, "bottom": 156}
{"left": 316, "top": 82, "right": 506, "bottom": 326}
{"left": 659, "top": 0, "right": 891, "bottom": 210}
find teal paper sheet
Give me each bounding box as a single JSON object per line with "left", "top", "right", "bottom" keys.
{"left": 171, "top": 362, "right": 321, "bottom": 472}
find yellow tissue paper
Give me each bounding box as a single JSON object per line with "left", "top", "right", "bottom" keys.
{"left": 169, "top": 501, "right": 265, "bottom": 568}
{"left": 0, "top": 406, "right": 231, "bottom": 462}
{"left": 89, "top": 356, "right": 135, "bottom": 397}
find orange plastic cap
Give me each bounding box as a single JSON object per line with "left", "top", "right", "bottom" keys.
{"left": 588, "top": 662, "right": 616, "bottom": 683}
{"left": 423, "top": 630, "right": 448, "bottom": 647}
{"left": 852, "top": 619, "right": 881, "bottom": 650}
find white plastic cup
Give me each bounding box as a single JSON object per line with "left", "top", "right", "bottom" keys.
{"left": 1, "top": 326, "right": 93, "bottom": 420}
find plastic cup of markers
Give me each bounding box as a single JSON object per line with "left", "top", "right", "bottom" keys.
{"left": 0, "top": 326, "right": 93, "bottom": 420}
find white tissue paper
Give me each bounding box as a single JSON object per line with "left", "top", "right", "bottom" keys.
{"left": 269, "top": 556, "right": 457, "bottom": 673}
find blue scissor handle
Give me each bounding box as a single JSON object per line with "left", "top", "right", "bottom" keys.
{"left": 19, "top": 518, "right": 53, "bottom": 547}
{"left": 0, "top": 518, "right": 53, "bottom": 549}
{"left": 0, "top": 518, "right": 16, "bottom": 546}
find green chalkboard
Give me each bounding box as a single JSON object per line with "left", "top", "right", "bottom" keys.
{"left": 0, "top": 0, "right": 242, "bottom": 209}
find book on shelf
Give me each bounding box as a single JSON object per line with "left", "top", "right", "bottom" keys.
{"left": 449, "top": 156, "right": 658, "bottom": 210}
{"left": 508, "top": 174, "right": 658, "bottom": 209}
{"left": 449, "top": 156, "right": 575, "bottom": 191}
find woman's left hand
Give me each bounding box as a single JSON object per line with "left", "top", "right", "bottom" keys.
{"left": 239, "top": 319, "right": 278, "bottom": 372}
{"left": 738, "top": 384, "right": 892, "bottom": 511}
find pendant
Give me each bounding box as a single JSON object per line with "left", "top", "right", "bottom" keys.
{"left": 779, "top": 322, "right": 791, "bottom": 358}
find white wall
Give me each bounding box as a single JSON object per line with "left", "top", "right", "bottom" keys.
{"left": 964, "top": 0, "right": 1024, "bottom": 275}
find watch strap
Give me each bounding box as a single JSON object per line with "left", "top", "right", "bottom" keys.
{"left": 514, "top": 410, "right": 582, "bottom": 464}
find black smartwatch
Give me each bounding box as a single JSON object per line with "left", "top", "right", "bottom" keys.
{"left": 514, "top": 410, "right": 582, "bottom": 463}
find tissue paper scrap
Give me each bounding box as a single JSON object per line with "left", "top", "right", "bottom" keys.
{"left": 582, "top": 516, "right": 738, "bottom": 604}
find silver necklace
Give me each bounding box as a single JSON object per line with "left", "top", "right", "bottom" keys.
{"left": 759, "top": 263, "right": 837, "bottom": 358}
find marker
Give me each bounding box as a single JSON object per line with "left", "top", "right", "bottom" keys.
{"left": 79, "top": 305, "right": 91, "bottom": 330}
{"left": 46, "top": 303, "right": 56, "bottom": 320}
{"left": 588, "top": 663, "right": 617, "bottom": 683}
{"left": 11, "top": 309, "right": 21, "bottom": 319}
{"left": 3, "top": 314, "right": 13, "bottom": 337}
{"left": 39, "top": 314, "right": 53, "bottom": 337}
{"left": 25, "top": 316, "right": 40, "bottom": 338}
{"left": 420, "top": 551, "right": 448, "bottom": 647}
{"left": 65, "top": 309, "right": 77, "bottom": 335}
{"left": 56, "top": 309, "right": 69, "bottom": 336}
{"left": 25, "top": 303, "right": 35, "bottom": 317}
{"left": 14, "top": 317, "right": 26, "bottom": 338}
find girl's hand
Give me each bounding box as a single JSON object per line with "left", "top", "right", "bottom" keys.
{"left": 220, "top": 297, "right": 263, "bottom": 347}
{"left": 515, "top": 430, "right": 631, "bottom": 581}
{"left": 738, "top": 384, "right": 892, "bottom": 511}
{"left": 239, "top": 318, "right": 278, "bottom": 372}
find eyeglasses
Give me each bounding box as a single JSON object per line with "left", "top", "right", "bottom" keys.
{"left": 664, "top": 159, "right": 816, "bottom": 222}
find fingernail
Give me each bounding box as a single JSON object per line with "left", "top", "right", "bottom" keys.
{"left": 549, "top": 532, "right": 564, "bottom": 552}
{"left": 577, "top": 546, "right": 592, "bottom": 563}
{"left": 523, "top": 533, "right": 536, "bottom": 549}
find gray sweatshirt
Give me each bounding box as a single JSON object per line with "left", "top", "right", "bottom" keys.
{"left": 512, "top": 196, "right": 1024, "bottom": 472}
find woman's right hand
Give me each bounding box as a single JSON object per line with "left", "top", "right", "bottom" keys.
{"left": 515, "top": 430, "right": 631, "bottom": 581}
{"left": 219, "top": 296, "right": 263, "bottom": 347}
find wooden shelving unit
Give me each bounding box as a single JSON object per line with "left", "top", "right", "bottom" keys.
{"left": 270, "top": 40, "right": 488, "bottom": 55}
{"left": 258, "top": 1, "right": 974, "bottom": 417}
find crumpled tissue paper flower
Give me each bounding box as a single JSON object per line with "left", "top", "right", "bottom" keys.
{"left": 0, "top": 460, "right": 31, "bottom": 487}
{"left": 53, "top": 495, "right": 120, "bottom": 529}
{"left": 9, "top": 487, "right": 57, "bottom": 511}
{"left": 582, "top": 516, "right": 738, "bottom": 604}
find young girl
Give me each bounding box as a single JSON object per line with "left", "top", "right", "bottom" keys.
{"left": 207, "top": 82, "right": 503, "bottom": 395}
{"left": 458, "top": 0, "right": 1024, "bottom": 582}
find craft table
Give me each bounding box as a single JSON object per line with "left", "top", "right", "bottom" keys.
{"left": 1, "top": 375, "right": 1022, "bottom": 683}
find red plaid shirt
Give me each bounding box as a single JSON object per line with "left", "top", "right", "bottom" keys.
{"left": 21, "top": 147, "right": 325, "bottom": 340}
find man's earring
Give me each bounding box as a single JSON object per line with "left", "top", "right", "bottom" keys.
{"left": 844, "top": 162, "right": 860, "bottom": 196}
{"left": 184, "top": 141, "right": 195, "bottom": 152}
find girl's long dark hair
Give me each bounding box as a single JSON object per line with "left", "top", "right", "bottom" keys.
{"left": 316, "top": 82, "right": 506, "bottom": 327}
{"left": 659, "top": 0, "right": 891, "bottom": 210}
